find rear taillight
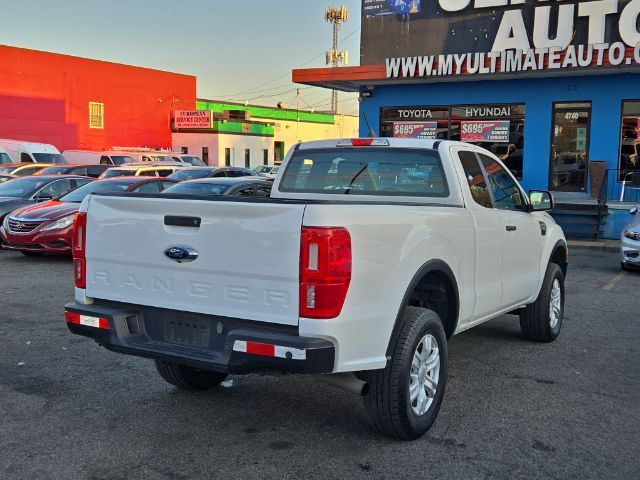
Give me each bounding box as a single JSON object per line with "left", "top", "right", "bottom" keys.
{"left": 72, "top": 212, "right": 87, "bottom": 289}
{"left": 300, "top": 227, "right": 351, "bottom": 319}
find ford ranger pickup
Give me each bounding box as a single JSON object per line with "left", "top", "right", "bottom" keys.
{"left": 65, "top": 138, "right": 568, "bottom": 440}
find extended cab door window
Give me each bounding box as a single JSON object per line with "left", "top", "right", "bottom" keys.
{"left": 478, "top": 154, "right": 525, "bottom": 211}
{"left": 477, "top": 153, "right": 542, "bottom": 306}
{"left": 459, "top": 151, "right": 493, "bottom": 209}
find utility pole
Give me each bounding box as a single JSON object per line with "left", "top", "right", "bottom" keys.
{"left": 325, "top": 5, "right": 349, "bottom": 114}
{"left": 296, "top": 88, "right": 300, "bottom": 142}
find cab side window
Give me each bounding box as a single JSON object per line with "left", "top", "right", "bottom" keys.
{"left": 458, "top": 151, "right": 492, "bottom": 209}
{"left": 478, "top": 154, "right": 524, "bottom": 211}
{"left": 255, "top": 184, "right": 272, "bottom": 198}
{"left": 37, "top": 179, "right": 72, "bottom": 198}
{"left": 234, "top": 185, "right": 255, "bottom": 196}
{"left": 99, "top": 156, "right": 111, "bottom": 165}
{"left": 20, "top": 152, "right": 33, "bottom": 163}
{"left": 159, "top": 181, "right": 177, "bottom": 191}
{"left": 133, "top": 181, "right": 161, "bottom": 193}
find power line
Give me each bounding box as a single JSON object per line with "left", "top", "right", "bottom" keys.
{"left": 211, "top": 26, "right": 361, "bottom": 100}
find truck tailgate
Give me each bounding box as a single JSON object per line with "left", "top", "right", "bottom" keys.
{"left": 84, "top": 195, "right": 305, "bottom": 326}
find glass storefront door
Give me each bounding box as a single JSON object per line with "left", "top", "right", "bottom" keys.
{"left": 549, "top": 102, "right": 591, "bottom": 192}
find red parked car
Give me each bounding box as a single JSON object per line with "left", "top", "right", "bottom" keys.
{"left": 0, "top": 176, "right": 178, "bottom": 256}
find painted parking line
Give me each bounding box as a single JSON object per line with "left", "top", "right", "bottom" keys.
{"left": 602, "top": 272, "right": 626, "bottom": 291}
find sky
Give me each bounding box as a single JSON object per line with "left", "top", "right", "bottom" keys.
{"left": 1, "top": 0, "right": 362, "bottom": 115}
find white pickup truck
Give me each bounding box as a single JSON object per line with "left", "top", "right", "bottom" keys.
{"left": 65, "top": 138, "right": 567, "bottom": 440}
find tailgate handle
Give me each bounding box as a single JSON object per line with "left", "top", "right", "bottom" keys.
{"left": 164, "top": 216, "right": 201, "bottom": 228}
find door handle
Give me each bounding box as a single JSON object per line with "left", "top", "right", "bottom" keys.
{"left": 506, "top": 225, "right": 517, "bottom": 232}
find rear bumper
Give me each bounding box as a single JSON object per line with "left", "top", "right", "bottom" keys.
{"left": 64, "top": 301, "right": 335, "bottom": 374}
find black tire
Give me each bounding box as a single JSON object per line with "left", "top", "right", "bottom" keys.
{"left": 519, "top": 263, "right": 564, "bottom": 342}
{"left": 363, "top": 307, "right": 448, "bottom": 440}
{"left": 621, "top": 262, "right": 631, "bottom": 272}
{"left": 154, "top": 360, "right": 228, "bottom": 391}
{"left": 20, "top": 251, "right": 43, "bottom": 257}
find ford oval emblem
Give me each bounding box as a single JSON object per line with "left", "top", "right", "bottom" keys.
{"left": 164, "top": 246, "right": 198, "bottom": 263}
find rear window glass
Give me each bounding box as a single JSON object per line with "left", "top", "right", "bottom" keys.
{"left": 163, "top": 182, "right": 229, "bottom": 196}
{"left": 37, "top": 166, "right": 69, "bottom": 175}
{"left": 279, "top": 148, "right": 448, "bottom": 197}
{"left": 102, "top": 169, "right": 135, "bottom": 178}
{"left": 33, "top": 153, "right": 66, "bottom": 164}
{"left": 169, "top": 169, "right": 213, "bottom": 181}
{"left": 110, "top": 156, "right": 133, "bottom": 166}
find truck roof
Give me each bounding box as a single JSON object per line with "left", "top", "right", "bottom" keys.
{"left": 295, "top": 138, "right": 448, "bottom": 151}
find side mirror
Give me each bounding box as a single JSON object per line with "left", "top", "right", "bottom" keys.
{"left": 630, "top": 206, "right": 638, "bottom": 215}
{"left": 528, "top": 190, "right": 554, "bottom": 212}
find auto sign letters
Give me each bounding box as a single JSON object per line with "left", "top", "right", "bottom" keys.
{"left": 376, "top": 0, "right": 640, "bottom": 79}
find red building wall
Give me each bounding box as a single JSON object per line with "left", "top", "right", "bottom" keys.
{"left": 0, "top": 45, "right": 196, "bottom": 152}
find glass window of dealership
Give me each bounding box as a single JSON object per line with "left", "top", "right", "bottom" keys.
{"left": 379, "top": 99, "right": 640, "bottom": 193}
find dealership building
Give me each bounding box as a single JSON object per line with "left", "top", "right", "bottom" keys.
{"left": 294, "top": 0, "right": 640, "bottom": 238}
{"left": 172, "top": 100, "right": 358, "bottom": 168}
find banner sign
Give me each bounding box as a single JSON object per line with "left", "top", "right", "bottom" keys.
{"left": 393, "top": 121, "right": 438, "bottom": 138}
{"left": 460, "top": 120, "right": 510, "bottom": 143}
{"left": 174, "top": 110, "right": 211, "bottom": 129}
{"left": 362, "top": 0, "right": 640, "bottom": 79}
{"left": 364, "top": 0, "right": 421, "bottom": 18}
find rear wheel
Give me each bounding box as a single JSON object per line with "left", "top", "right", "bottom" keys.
{"left": 520, "top": 263, "right": 564, "bottom": 342}
{"left": 154, "top": 360, "right": 228, "bottom": 390}
{"left": 363, "top": 307, "right": 448, "bottom": 440}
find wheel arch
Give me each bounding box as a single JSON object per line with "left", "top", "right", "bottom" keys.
{"left": 386, "top": 259, "right": 460, "bottom": 359}
{"left": 549, "top": 239, "right": 568, "bottom": 278}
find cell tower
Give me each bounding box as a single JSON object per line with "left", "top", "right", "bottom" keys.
{"left": 325, "top": 5, "right": 349, "bottom": 113}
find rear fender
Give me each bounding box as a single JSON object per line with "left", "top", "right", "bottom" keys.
{"left": 385, "top": 259, "right": 460, "bottom": 359}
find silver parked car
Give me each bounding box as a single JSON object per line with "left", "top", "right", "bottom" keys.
{"left": 621, "top": 206, "right": 640, "bottom": 270}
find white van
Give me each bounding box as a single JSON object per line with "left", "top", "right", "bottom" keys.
{"left": 109, "top": 147, "right": 174, "bottom": 164}
{"left": 0, "top": 146, "right": 12, "bottom": 165}
{"left": 62, "top": 150, "right": 135, "bottom": 166}
{"left": 0, "top": 139, "right": 66, "bottom": 164}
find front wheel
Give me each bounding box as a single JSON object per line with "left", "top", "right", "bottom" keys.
{"left": 154, "top": 360, "right": 228, "bottom": 390}
{"left": 363, "top": 307, "right": 448, "bottom": 440}
{"left": 519, "top": 263, "right": 564, "bottom": 342}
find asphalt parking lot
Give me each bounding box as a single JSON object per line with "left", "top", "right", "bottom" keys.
{"left": 0, "top": 248, "right": 638, "bottom": 480}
